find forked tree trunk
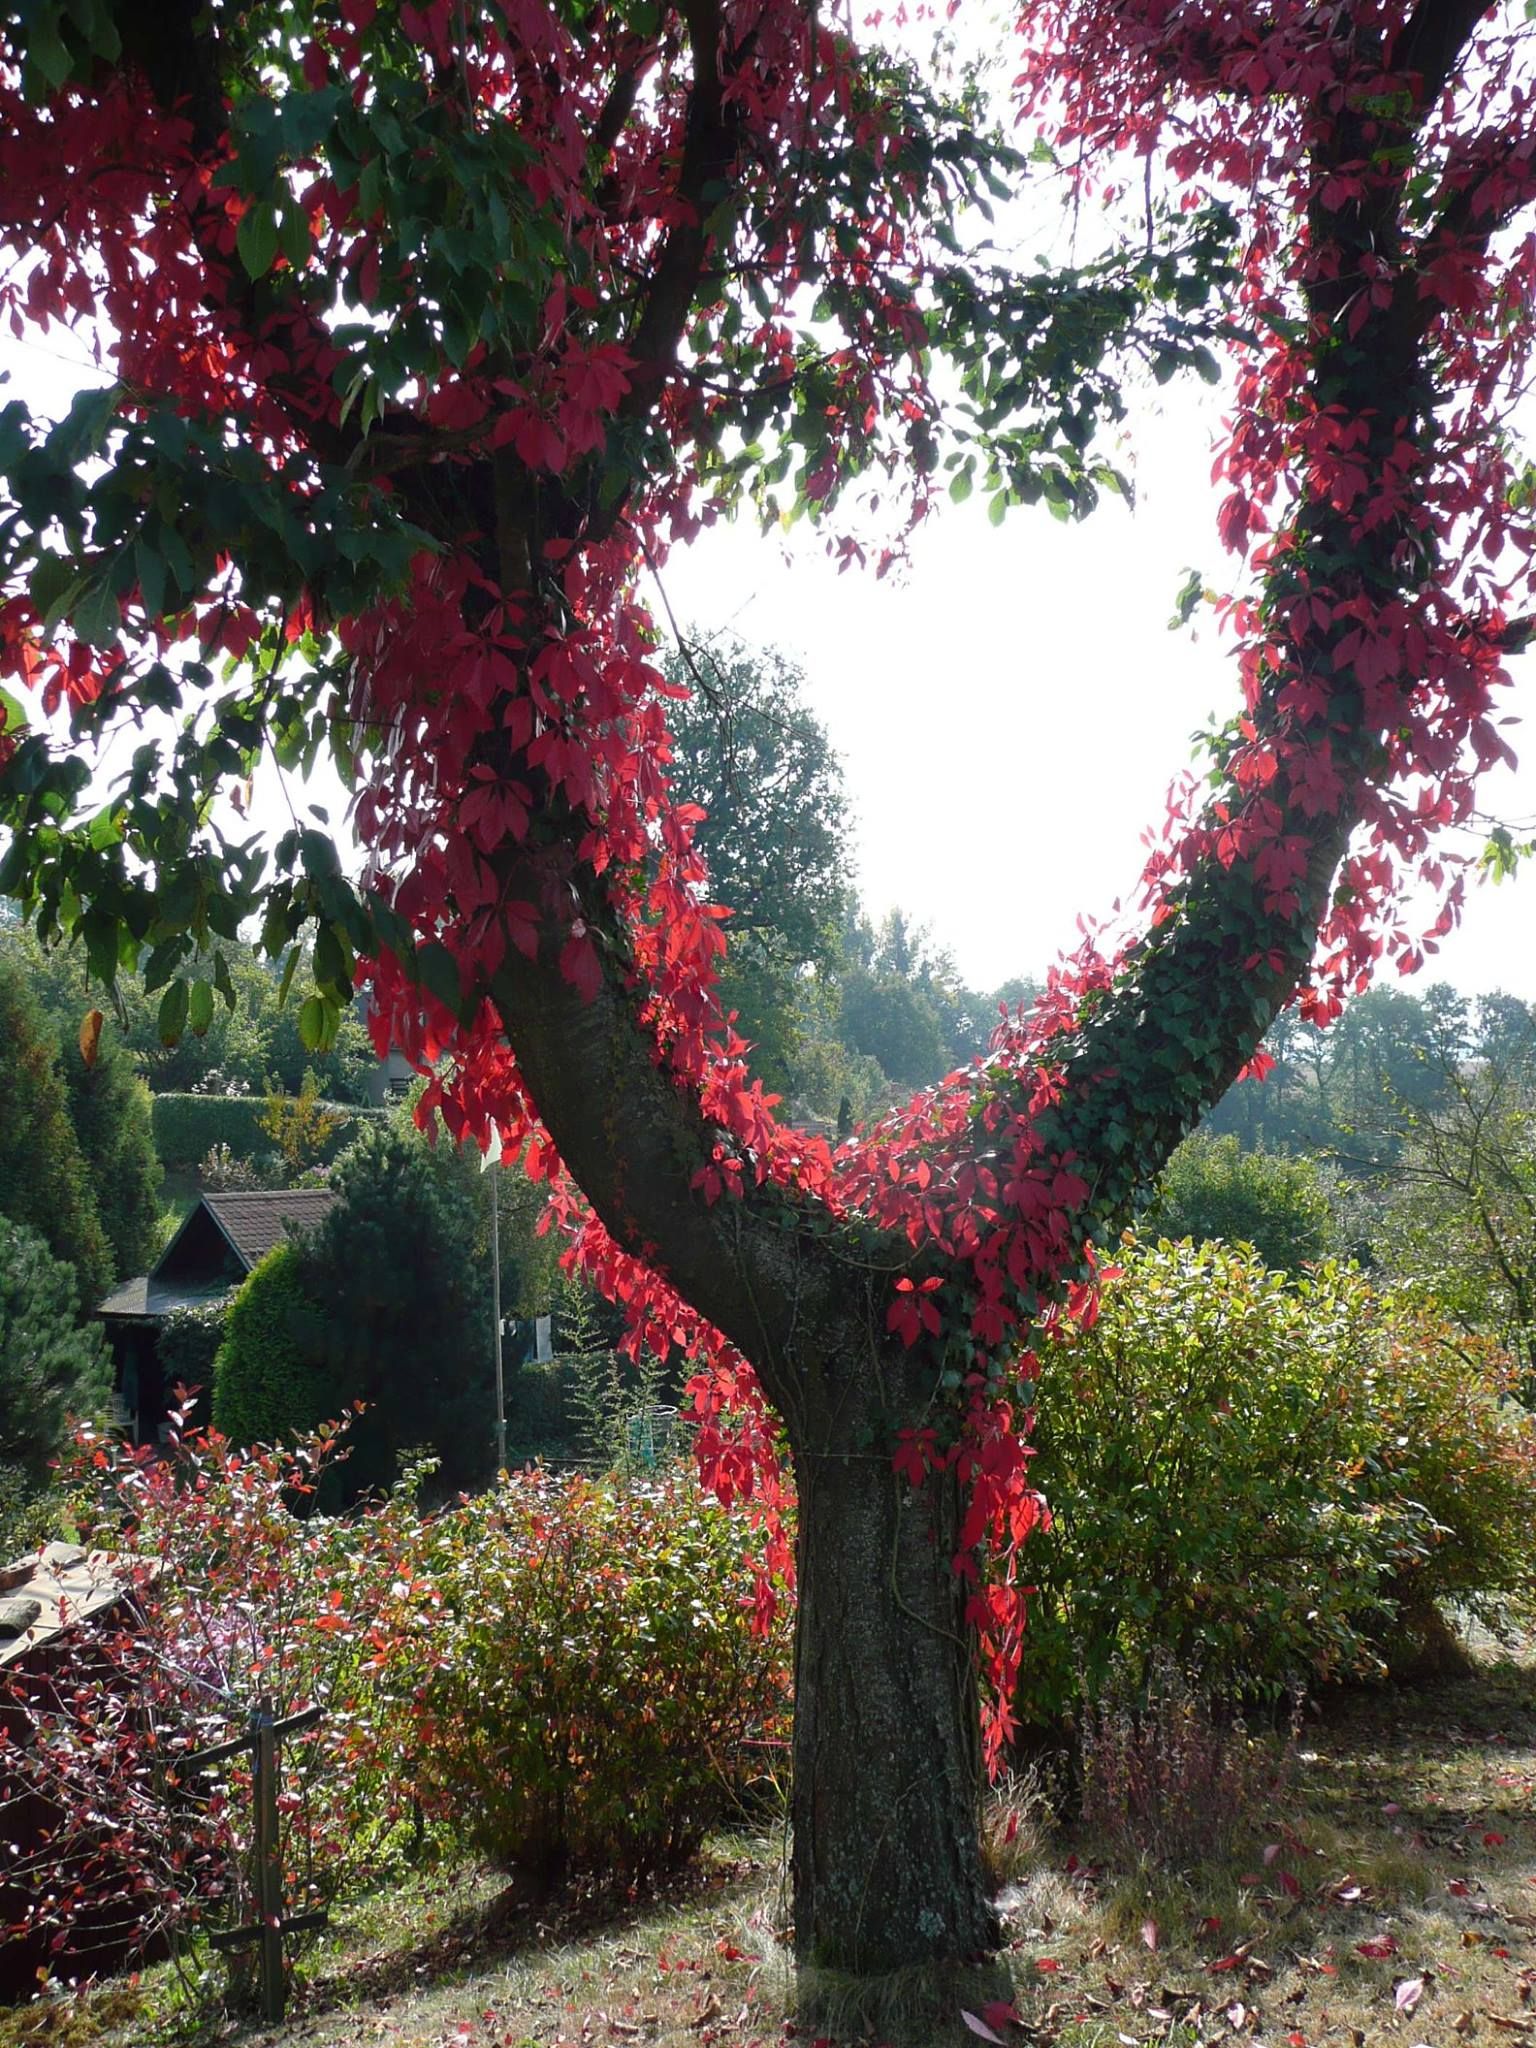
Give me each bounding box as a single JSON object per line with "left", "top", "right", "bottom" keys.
{"left": 789, "top": 1430, "right": 998, "bottom": 1978}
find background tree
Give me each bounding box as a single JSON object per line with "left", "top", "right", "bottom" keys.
{"left": 1365, "top": 998, "right": 1536, "bottom": 1381}
{"left": 664, "top": 641, "right": 1019, "bottom": 1115}
{"left": 0, "top": 946, "right": 112, "bottom": 1303}
{"left": 55, "top": 1019, "right": 163, "bottom": 1279}
{"left": 0, "top": 1215, "right": 111, "bottom": 1493}
{"left": 1, "top": 0, "right": 1533, "bottom": 1995}
{"left": 1, "top": 927, "right": 162, "bottom": 1278}
{"left": 1143, "top": 1132, "right": 1338, "bottom": 1272}
{"left": 663, "top": 636, "right": 851, "bottom": 970}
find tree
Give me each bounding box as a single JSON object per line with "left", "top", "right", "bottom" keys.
{"left": 57, "top": 1024, "right": 164, "bottom": 1279}
{"left": 0, "top": 1215, "right": 111, "bottom": 1488}
{"left": 662, "top": 636, "right": 868, "bottom": 1111}
{"left": 1, "top": 0, "right": 1534, "bottom": 2000}
{"left": 1144, "top": 1132, "right": 1337, "bottom": 1271}
{"left": 1366, "top": 997, "right": 1536, "bottom": 1381}
{"left": 0, "top": 945, "right": 112, "bottom": 1303}
{"left": 1, "top": 927, "right": 163, "bottom": 1277}
{"left": 663, "top": 636, "right": 851, "bottom": 971}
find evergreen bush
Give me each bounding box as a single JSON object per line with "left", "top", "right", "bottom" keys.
{"left": 211, "top": 1240, "right": 329, "bottom": 1447}
{"left": 1019, "top": 1240, "right": 1536, "bottom": 1726}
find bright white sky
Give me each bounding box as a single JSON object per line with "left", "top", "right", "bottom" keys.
{"left": 654, "top": 371, "right": 1536, "bottom": 1001}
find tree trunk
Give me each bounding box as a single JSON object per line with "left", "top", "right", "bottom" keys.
{"left": 789, "top": 1432, "right": 998, "bottom": 1979}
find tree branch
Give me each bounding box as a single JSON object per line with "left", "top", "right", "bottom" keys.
{"left": 484, "top": 867, "right": 888, "bottom": 1427}
{"left": 1388, "top": 0, "right": 1499, "bottom": 111}
{"left": 617, "top": 0, "right": 738, "bottom": 419}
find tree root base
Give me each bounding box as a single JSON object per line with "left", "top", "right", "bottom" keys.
{"left": 795, "top": 1953, "right": 1015, "bottom": 2044}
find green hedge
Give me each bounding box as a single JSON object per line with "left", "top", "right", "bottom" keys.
{"left": 151, "top": 1094, "right": 384, "bottom": 1171}
{"left": 1018, "top": 1239, "right": 1536, "bottom": 1726}
{"left": 211, "top": 1242, "right": 330, "bottom": 1446}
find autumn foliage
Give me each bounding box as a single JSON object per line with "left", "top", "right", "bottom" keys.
{"left": 1, "top": 0, "right": 1534, "bottom": 1976}
{"left": 0, "top": 1419, "right": 788, "bottom": 1991}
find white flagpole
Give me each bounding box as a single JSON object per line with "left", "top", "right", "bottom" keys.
{"left": 480, "top": 1128, "right": 507, "bottom": 1474}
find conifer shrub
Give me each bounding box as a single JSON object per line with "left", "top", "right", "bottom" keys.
{"left": 412, "top": 1472, "right": 791, "bottom": 1883}
{"left": 1019, "top": 1241, "right": 1536, "bottom": 1727}
{"left": 0, "top": 1215, "right": 111, "bottom": 1490}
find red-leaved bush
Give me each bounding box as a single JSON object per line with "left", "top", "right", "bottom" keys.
{"left": 1, "top": 1417, "right": 423, "bottom": 1995}
{"left": 0, "top": 1416, "right": 789, "bottom": 2001}
{"left": 409, "top": 1472, "right": 791, "bottom": 1886}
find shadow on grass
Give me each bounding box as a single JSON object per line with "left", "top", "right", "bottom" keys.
{"left": 289, "top": 1845, "right": 779, "bottom": 2025}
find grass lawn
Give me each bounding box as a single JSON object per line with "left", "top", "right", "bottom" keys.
{"left": 5, "top": 1650, "right": 1534, "bottom": 2048}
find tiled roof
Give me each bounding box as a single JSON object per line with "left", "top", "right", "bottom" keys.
{"left": 96, "top": 1187, "right": 338, "bottom": 1324}
{"left": 96, "top": 1273, "right": 234, "bottom": 1322}
{"left": 201, "top": 1188, "right": 336, "bottom": 1269}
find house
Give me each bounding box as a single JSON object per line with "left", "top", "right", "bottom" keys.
{"left": 96, "top": 1189, "right": 336, "bottom": 1443}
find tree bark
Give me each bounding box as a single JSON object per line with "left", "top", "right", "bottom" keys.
{"left": 789, "top": 1417, "right": 997, "bottom": 1978}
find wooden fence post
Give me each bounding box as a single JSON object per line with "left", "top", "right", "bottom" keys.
{"left": 188, "top": 1700, "right": 327, "bottom": 2023}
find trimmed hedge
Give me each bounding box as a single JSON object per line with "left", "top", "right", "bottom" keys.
{"left": 211, "top": 1241, "right": 330, "bottom": 1446}
{"left": 151, "top": 1093, "right": 384, "bottom": 1171}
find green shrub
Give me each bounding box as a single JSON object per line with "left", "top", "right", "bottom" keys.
{"left": 412, "top": 1472, "right": 791, "bottom": 1883}
{"left": 211, "top": 1240, "right": 330, "bottom": 1446}
{"left": 1361, "top": 1307, "right": 1536, "bottom": 1634}
{"left": 0, "top": 1216, "right": 112, "bottom": 1489}
{"left": 1142, "top": 1132, "right": 1336, "bottom": 1270}
{"left": 151, "top": 1093, "right": 382, "bottom": 1172}
{"left": 0, "top": 946, "right": 113, "bottom": 1303}
{"left": 1018, "top": 1240, "right": 1536, "bottom": 1726}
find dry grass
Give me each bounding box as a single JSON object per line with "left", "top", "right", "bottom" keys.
{"left": 6, "top": 1644, "right": 1536, "bottom": 2048}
